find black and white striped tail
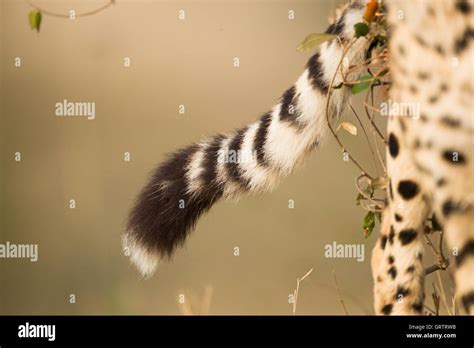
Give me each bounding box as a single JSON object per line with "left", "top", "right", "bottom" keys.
{"left": 124, "top": 0, "right": 369, "bottom": 277}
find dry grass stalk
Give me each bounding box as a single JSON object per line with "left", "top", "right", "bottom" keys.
{"left": 292, "top": 268, "right": 314, "bottom": 315}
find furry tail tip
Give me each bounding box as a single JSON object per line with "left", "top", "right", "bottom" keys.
{"left": 122, "top": 232, "right": 160, "bottom": 278}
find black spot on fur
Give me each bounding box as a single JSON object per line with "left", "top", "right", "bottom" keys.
{"left": 381, "top": 303, "right": 393, "bottom": 315}
{"left": 417, "top": 71, "right": 430, "bottom": 80}
{"left": 439, "top": 83, "right": 449, "bottom": 92}
{"left": 427, "top": 6, "right": 435, "bottom": 16}
{"left": 226, "top": 128, "right": 251, "bottom": 188}
{"left": 412, "top": 302, "right": 423, "bottom": 313}
{"left": 461, "top": 291, "right": 474, "bottom": 313}
{"left": 454, "top": 27, "right": 474, "bottom": 54}
{"left": 395, "top": 214, "right": 403, "bottom": 222}
{"left": 388, "top": 266, "right": 397, "bottom": 279}
{"left": 307, "top": 52, "right": 329, "bottom": 93}
{"left": 409, "top": 85, "right": 418, "bottom": 94}
{"left": 388, "top": 255, "right": 395, "bottom": 264}
{"left": 399, "top": 229, "right": 418, "bottom": 245}
{"left": 434, "top": 44, "right": 445, "bottom": 55}
{"left": 398, "top": 180, "right": 419, "bottom": 200}
{"left": 456, "top": 240, "right": 474, "bottom": 267}
{"left": 437, "top": 178, "right": 447, "bottom": 187}
{"left": 395, "top": 286, "right": 410, "bottom": 299}
{"left": 380, "top": 235, "right": 388, "bottom": 250}
{"left": 406, "top": 265, "right": 416, "bottom": 274}
{"left": 456, "top": 0, "right": 472, "bottom": 14}
{"left": 389, "top": 226, "right": 395, "bottom": 245}
{"left": 419, "top": 114, "right": 428, "bottom": 122}
{"left": 442, "top": 150, "right": 466, "bottom": 165}
{"left": 126, "top": 143, "right": 221, "bottom": 259}
{"left": 388, "top": 133, "right": 399, "bottom": 158}
{"left": 413, "top": 138, "right": 421, "bottom": 149}
{"left": 428, "top": 95, "right": 439, "bottom": 104}
{"left": 398, "top": 180, "right": 420, "bottom": 200}
{"left": 442, "top": 200, "right": 463, "bottom": 217}
{"left": 254, "top": 112, "right": 272, "bottom": 166}
{"left": 398, "top": 44, "right": 405, "bottom": 56}
{"left": 415, "top": 36, "right": 427, "bottom": 47}
{"left": 280, "top": 86, "right": 300, "bottom": 123}
{"left": 440, "top": 116, "right": 461, "bottom": 128}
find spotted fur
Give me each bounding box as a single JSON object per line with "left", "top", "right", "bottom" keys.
{"left": 372, "top": 0, "right": 474, "bottom": 315}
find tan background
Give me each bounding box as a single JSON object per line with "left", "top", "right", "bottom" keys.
{"left": 0, "top": 0, "right": 448, "bottom": 315}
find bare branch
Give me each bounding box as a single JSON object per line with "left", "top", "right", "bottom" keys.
{"left": 26, "top": 0, "right": 114, "bottom": 18}
{"left": 333, "top": 270, "right": 349, "bottom": 315}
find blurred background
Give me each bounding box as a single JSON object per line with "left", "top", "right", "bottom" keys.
{"left": 0, "top": 0, "right": 449, "bottom": 315}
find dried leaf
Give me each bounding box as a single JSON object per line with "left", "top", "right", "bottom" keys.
{"left": 337, "top": 122, "right": 358, "bottom": 136}
{"left": 297, "top": 33, "right": 336, "bottom": 51}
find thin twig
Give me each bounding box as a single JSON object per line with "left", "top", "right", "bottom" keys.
{"left": 436, "top": 271, "right": 453, "bottom": 315}
{"left": 425, "top": 264, "right": 444, "bottom": 275}
{"left": 373, "top": 131, "right": 387, "bottom": 174}
{"left": 292, "top": 268, "right": 313, "bottom": 315}
{"left": 26, "top": 0, "right": 114, "bottom": 18}
{"left": 424, "top": 232, "right": 440, "bottom": 256}
{"left": 423, "top": 304, "right": 437, "bottom": 316}
{"left": 350, "top": 104, "right": 379, "bottom": 176}
{"left": 325, "top": 38, "right": 373, "bottom": 179}
{"left": 364, "top": 84, "right": 386, "bottom": 143}
{"left": 332, "top": 270, "right": 349, "bottom": 315}
{"left": 432, "top": 283, "right": 440, "bottom": 316}
{"left": 452, "top": 294, "right": 457, "bottom": 315}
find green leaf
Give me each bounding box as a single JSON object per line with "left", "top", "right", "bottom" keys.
{"left": 297, "top": 33, "right": 337, "bottom": 52}
{"left": 377, "top": 68, "right": 389, "bottom": 78}
{"left": 351, "top": 80, "right": 370, "bottom": 94}
{"left": 355, "top": 193, "right": 364, "bottom": 206}
{"left": 363, "top": 211, "right": 376, "bottom": 238}
{"left": 351, "top": 73, "right": 374, "bottom": 94}
{"left": 29, "top": 10, "right": 42, "bottom": 32}
{"left": 354, "top": 22, "right": 369, "bottom": 38}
